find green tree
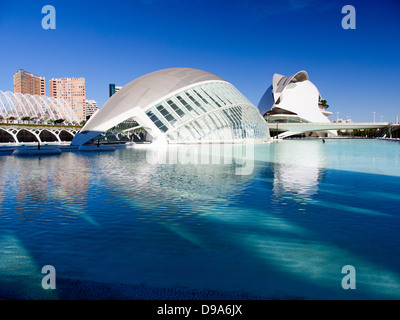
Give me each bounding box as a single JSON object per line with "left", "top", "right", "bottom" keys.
{"left": 320, "top": 99, "right": 329, "bottom": 108}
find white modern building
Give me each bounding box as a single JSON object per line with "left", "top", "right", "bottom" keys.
{"left": 72, "top": 68, "right": 270, "bottom": 145}
{"left": 258, "top": 71, "right": 335, "bottom": 138}
{"left": 85, "top": 99, "right": 99, "bottom": 121}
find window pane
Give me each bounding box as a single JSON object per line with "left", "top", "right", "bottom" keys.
{"left": 156, "top": 105, "right": 178, "bottom": 126}
{"left": 202, "top": 90, "right": 222, "bottom": 108}
{"left": 177, "top": 95, "right": 200, "bottom": 115}
{"left": 146, "top": 110, "right": 169, "bottom": 132}
{"left": 185, "top": 91, "right": 207, "bottom": 113}
{"left": 166, "top": 100, "right": 185, "bottom": 118}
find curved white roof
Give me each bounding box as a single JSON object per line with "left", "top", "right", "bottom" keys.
{"left": 73, "top": 67, "right": 271, "bottom": 145}
{"left": 272, "top": 70, "right": 309, "bottom": 100}
{"left": 258, "top": 71, "right": 309, "bottom": 116}
{"left": 72, "top": 68, "right": 242, "bottom": 145}
{"left": 82, "top": 68, "right": 227, "bottom": 132}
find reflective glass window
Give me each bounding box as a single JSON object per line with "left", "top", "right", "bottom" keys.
{"left": 166, "top": 99, "right": 185, "bottom": 118}
{"left": 207, "top": 84, "right": 227, "bottom": 106}
{"left": 184, "top": 92, "right": 207, "bottom": 113}
{"left": 156, "top": 105, "right": 177, "bottom": 126}
{"left": 192, "top": 89, "right": 209, "bottom": 105}
{"left": 177, "top": 95, "right": 200, "bottom": 115}
{"left": 202, "top": 90, "right": 222, "bottom": 108}
{"left": 146, "top": 110, "right": 169, "bottom": 132}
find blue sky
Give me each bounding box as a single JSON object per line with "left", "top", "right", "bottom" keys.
{"left": 0, "top": 0, "right": 399, "bottom": 122}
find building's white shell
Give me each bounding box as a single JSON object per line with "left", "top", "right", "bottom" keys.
{"left": 258, "top": 71, "right": 332, "bottom": 124}
{"left": 72, "top": 68, "right": 270, "bottom": 145}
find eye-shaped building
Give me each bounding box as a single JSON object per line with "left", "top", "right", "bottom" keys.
{"left": 71, "top": 68, "right": 270, "bottom": 145}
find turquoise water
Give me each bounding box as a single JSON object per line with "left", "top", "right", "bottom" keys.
{"left": 0, "top": 139, "right": 399, "bottom": 299}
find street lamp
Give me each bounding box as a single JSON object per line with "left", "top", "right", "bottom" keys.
{"left": 381, "top": 115, "right": 384, "bottom": 123}
{"left": 336, "top": 112, "right": 339, "bottom": 122}
{"left": 373, "top": 112, "right": 376, "bottom": 124}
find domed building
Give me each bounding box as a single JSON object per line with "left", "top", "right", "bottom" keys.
{"left": 72, "top": 68, "right": 270, "bottom": 145}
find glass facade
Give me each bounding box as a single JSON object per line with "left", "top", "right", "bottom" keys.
{"left": 144, "top": 81, "right": 269, "bottom": 143}
{"left": 91, "top": 117, "right": 145, "bottom": 143}
{"left": 85, "top": 80, "right": 269, "bottom": 145}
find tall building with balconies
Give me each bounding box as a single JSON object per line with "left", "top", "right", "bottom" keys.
{"left": 86, "top": 99, "right": 99, "bottom": 121}
{"left": 50, "top": 77, "right": 86, "bottom": 122}
{"left": 13, "top": 69, "right": 45, "bottom": 96}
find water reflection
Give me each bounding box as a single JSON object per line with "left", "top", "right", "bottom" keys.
{"left": 50, "top": 154, "right": 94, "bottom": 225}
{"left": 270, "top": 141, "right": 326, "bottom": 201}
{"left": 92, "top": 142, "right": 327, "bottom": 208}
{"left": 1, "top": 154, "right": 91, "bottom": 224}
{"left": 52, "top": 154, "right": 90, "bottom": 200}
{"left": 0, "top": 141, "right": 399, "bottom": 299}
{"left": 84, "top": 144, "right": 400, "bottom": 299}
{"left": 0, "top": 158, "right": 4, "bottom": 209}
{"left": 15, "top": 158, "right": 52, "bottom": 222}
{"left": 93, "top": 145, "right": 257, "bottom": 206}
{"left": 146, "top": 143, "right": 257, "bottom": 176}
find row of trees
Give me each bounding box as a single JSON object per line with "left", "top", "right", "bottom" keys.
{"left": 338, "top": 129, "right": 380, "bottom": 137}
{"left": 0, "top": 115, "right": 86, "bottom": 127}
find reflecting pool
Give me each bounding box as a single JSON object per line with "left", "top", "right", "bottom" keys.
{"left": 0, "top": 139, "right": 399, "bottom": 299}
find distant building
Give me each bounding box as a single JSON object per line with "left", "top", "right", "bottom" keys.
{"left": 333, "top": 118, "right": 353, "bottom": 134}
{"left": 333, "top": 118, "right": 353, "bottom": 124}
{"left": 258, "top": 70, "right": 336, "bottom": 138}
{"left": 109, "top": 84, "right": 123, "bottom": 97}
{"left": 50, "top": 77, "right": 86, "bottom": 122}
{"left": 86, "top": 99, "right": 99, "bottom": 121}
{"left": 13, "top": 69, "right": 45, "bottom": 96}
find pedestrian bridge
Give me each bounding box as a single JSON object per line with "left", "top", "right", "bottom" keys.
{"left": 0, "top": 124, "right": 80, "bottom": 144}
{"left": 268, "top": 122, "right": 399, "bottom": 139}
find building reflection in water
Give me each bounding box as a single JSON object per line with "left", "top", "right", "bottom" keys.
{"left": 91, "top": 144, "right": 258, "bottom": 209}
{"left": 52, "top": 153, "right": 90, "bottom": 201}
{"left": 1, "top": 141, "right": 326, "bottom": 225}
{"left": 1, "top": 142, "right": 399, "bottom": 299}
{"left": 51, "top": 154, "right": 91, "bottom": 224}
{"left": 268, "top": 141, "right": 327, "bottom": 202}
{"left": 0, "top": 158, "right": 4, "bottom": 210}
{"left": 8, "top": 154, "right": 90, "bottom": 223}
{"left": 15, "top": 158, "right": 51, "bottom": 219}
{"left": 88, "top": 142, "right": 327, "bottom": 213}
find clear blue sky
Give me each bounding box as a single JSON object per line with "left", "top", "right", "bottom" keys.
{"left": 0, "top": 0, "right": 399, "bottom": 122}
